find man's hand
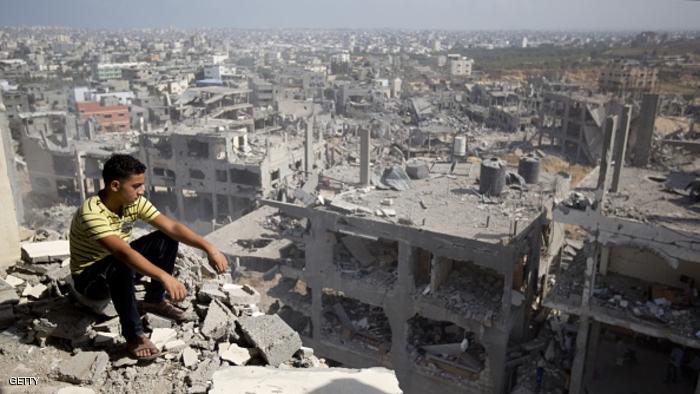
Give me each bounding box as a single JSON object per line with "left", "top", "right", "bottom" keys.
{"left": 207, "top": 249, "right": 229, "bottom": 274}
{"left": 160, "top": 274, "right": 187, "bottom": 302}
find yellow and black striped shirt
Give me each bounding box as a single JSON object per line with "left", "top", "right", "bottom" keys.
{"left": 69, "top": 195, "right": 160, "bottom": 274}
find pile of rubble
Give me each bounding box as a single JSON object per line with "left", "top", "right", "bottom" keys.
{"left": 509, "top": 312, "right": 575, "bottom": 394}
{"left": 321, "top": 293, "right": 392, "bottom": 355}
{"left": 592, "top": 273, "right": 700, "bottom": 338}
{"left": 546, "top": 239, "right": 587, "bottom": 303}
{"left": 333, "top": 236, "right": 399, "bottom": 288}
{"left": 0, "top": 239, "right": 326, "bottom": 393}
{"left": 421, "top": 261, "right": 503, "bottom": 323}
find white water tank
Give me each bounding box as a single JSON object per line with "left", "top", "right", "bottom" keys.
{"left": 453, "top": 136, "right": 467, "bottom": 157}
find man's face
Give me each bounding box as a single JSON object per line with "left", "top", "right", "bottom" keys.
{"left": 112, "top": 173, "right": 146, "bottom": 204}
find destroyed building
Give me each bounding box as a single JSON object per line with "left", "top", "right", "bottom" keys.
{"left": 206, "top": 145, "right": 571, "bottom": 394}
{"left": 140, "top": 120, "right": 326, "bottom": 233}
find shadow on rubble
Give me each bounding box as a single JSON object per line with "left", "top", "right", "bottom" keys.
{"left": 307, "top": 378, "right": 395, "bottom": 394}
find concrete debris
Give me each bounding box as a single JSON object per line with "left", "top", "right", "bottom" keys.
{"left": 164, "top": 339, "right": 188, "bottom": 352}
{"left": 150, "top": 327, "right": 178, "bottom": 350}
{"left": 238, "top": 314, "right": 302, "bottom": 367}
{"left": 4, "top": 274, "right": 25, "bottom": 288}
{"left": 21, "top": 240, "right": 70, "bottom": 263}
{"left": 22, "top": 283, "right": 48, "bottom": 299}
{"left": 182, "top": 346, "right": 199, "bottom": 368}
{"left": 143, "top": 312, "right": 173, "bottom": 329}
{"left": 218, "top": 342, "right": 252, "bottom": 365}
{"left": 0, "top": 278, "right": 20, "bottom": 305}
{"left": 406, "top": 160, "right": 430, "bottom": 179}
{"left": 112, "top": 357, "right": 138, "bottom": 368}
{"left": 201, "top": 298, "right": 237, "bottom": 341}
{"left": 56, "top": 387, "right": 97, "bottom": 394}
{"left": 210, "top": 366, "right": 402, "bottom": 394}
{"left": 222, "top": 283, "right": 261, "bottom": 305}
{"left": 56, "top": 351, "right": 109, "bottom": 384}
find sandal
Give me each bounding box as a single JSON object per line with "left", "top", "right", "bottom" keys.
{"left": 127, "top": 336, "right": 162, "bottom": 361}
{"left": 138, "top": 300, "right": 189, "bottom": 322}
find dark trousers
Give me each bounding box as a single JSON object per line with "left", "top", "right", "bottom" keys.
{"left": 72, "top": 231, "right": 179, "bottom": 340}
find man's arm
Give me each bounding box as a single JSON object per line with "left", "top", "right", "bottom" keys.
{"left": 149, "top": 214, "right": 229, "bottom": 274}
{"left": 97, "top": 235, "right": 187, "bottom": 301}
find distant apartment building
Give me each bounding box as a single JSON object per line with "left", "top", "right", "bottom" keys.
{"left": 599, "top": 60, "right": 658, "bottom": 97}
{"left": 94, "top": 62, "right": 148, "bottom": 81}
{"left": 76, "top": 101, "right": 130, "bottom": 132}
{"left": 447, "top": 54, "right": 474, "bottom": 77}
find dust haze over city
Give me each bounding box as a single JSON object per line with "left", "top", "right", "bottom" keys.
{"left": 0, "top": 0, "right": 700, "bottom": 393}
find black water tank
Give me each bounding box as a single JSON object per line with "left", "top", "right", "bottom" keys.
{"left": 479, "top": 157, "right": 506, "bottom": 196}
{"left": 518, "top": 154, "right": 541, "bottom": 184}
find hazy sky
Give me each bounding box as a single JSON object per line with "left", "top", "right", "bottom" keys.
{"left": 0, "top": 0, "right": 698, "bottom": 31}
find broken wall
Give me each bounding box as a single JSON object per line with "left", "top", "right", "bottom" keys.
{"left": 0, "top": 99, "right": 21, "bottom": 267}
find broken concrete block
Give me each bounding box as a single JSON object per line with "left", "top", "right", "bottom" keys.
{"left": 144, "top": 313, "right": 173, "bottom": 329}
{"left": 93, "top": 332, "right": 119, "bottom": 346}
{"left": 164, "top": 339, "right": 188, "bottom": 352}
{"left": 201, "top": 299, "right": 236, "bottom": 341}
{"left": 112, "top": 357, "right": 138, "bottom": 368}
{"left": 182, "top": 346, "right": 199, "bottom": 368}
{"left": 222, "top": 284, "right": 260, "bottom": 305}
{"left": 406, "top": 161, "right": 430, "bottom": 179}
{"left": 197, "top": 281, "right": 227, "bottom": 304}
{"left": 219, "top": 343, "right": 252, "bottom": 365}
{"left": 57, "top": 351, "right": 109, "bottom": 384}
{"left": 4, "top": 275, "right": 24, "bottom": 288}
{"left": 0, "top": 278, "right": 19, "bottom": 305}
{"left": 150, "top": 328, "right": 177, "bottom": 350}
{"left": 237, "top": 315, "right": 302, "bottom": 367}
{"left": 22, "top": 283, "right": 48, "bottom": 299}
{"left": 21, "top": 240, "right": 70, "bottom": 263}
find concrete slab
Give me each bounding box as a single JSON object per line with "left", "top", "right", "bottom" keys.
{"left": 22, "top": 283, "right": 48, "bottom": 299}
{"left": 20, "top": 240, "right": 70, "bottom": 263}
{"left": 57, "top": 351, "right": 109, "bottom": 384}
{"left": 210, "top": 366, "right": 402, "bottom": 394}
{"left": 237, "top": 314, "right": 302, "bottom": 367}
{"left": 201, "top": 299, "right": 236, "bottom": 341}
{"left": 4, "top": 274, "right": 24, "bottom": 288}
{"left": 164, "top": 339, "right": 187, "bottom": 352}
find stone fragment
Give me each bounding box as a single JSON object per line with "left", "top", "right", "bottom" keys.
{"left": 150, "top": 328, "right": 177, "bottom": 350}
{"left": 237, "top": 315, "right": 302, "bottom": 367}
{"left": 222, "top": 284, "right": 261, "bottom": 305}
{"left": 4, "top": 275, "right": 24, "bottom": 288}
{"left": 406, "top": 161, "right": 430, "bottom": 179}
{"left": 112, "top": 357, "right": 138, "bottom": 368}
{"left": 182, "top": 346, "right": 199, "bottom": 368}
{"left": 201, "top": 299, "right": 236, "bottom": 341}
{"left": 22, "top": 283, "right": 48, "bottom": 299}
{"left": 57, "top": 351, "right": 109, "bottom": 384}
{"left": 164, "top": 339, "right": 188, "bottom": 352}
{"left": 218, "top": 343, "right": 251, "bottom": 365}
{"left": 93, "top": 332, "right": 119, "bottom": 346}
{"left": 197, "top": 281, "right": 227, "bottom": 304}
{"left": 143, "top": 313, "right": 173, "bottom": 329}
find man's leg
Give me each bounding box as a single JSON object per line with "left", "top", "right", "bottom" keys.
{"left": 129, "top": 230, "right": 179, "bottom": 304}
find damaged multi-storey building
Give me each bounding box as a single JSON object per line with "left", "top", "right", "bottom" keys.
{"left": 207, "top": 137, "right": 573, "bottom": 393}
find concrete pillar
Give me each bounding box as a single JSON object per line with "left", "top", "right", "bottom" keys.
{"left": 599, "top": 247, "right": 611, "bottom": 275}
{"left": 304, "top": 120, "right": 313, "bottom": 177}
{"left": 360, "top": 127, "right": 370, "bottom": 186}
{"left": 595, "top": 116, "right": 618, "bottom": 207}
{"left": 569, "top": 316, "right": 591, "bottom": 394}
{"left": 0, "top": 101, "right": 21, "bottom": 268}
{"left": 429, "top": 256, "right": 452, "bottom": 292}
{"left": 583, "top": 321, "right": 602, "bottom": 385}
{"left": 176, "top": 188, "right": 185, "bottom": 222}
{"left": 633, "top": 94, "right": 659, "bottom": 167}
{"left": 611, "top": 105, "right": 632, "bottom": 193}
{"left": 74, "top": 150, "right": 86, "bottom": 201}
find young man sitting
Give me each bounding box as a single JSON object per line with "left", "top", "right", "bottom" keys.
{"left": 69, "top": 154, "right": 229, "bottom": 360}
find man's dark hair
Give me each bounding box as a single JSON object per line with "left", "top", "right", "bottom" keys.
{"left": 103, "top": 154, "right": 147, "bottom": 184}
